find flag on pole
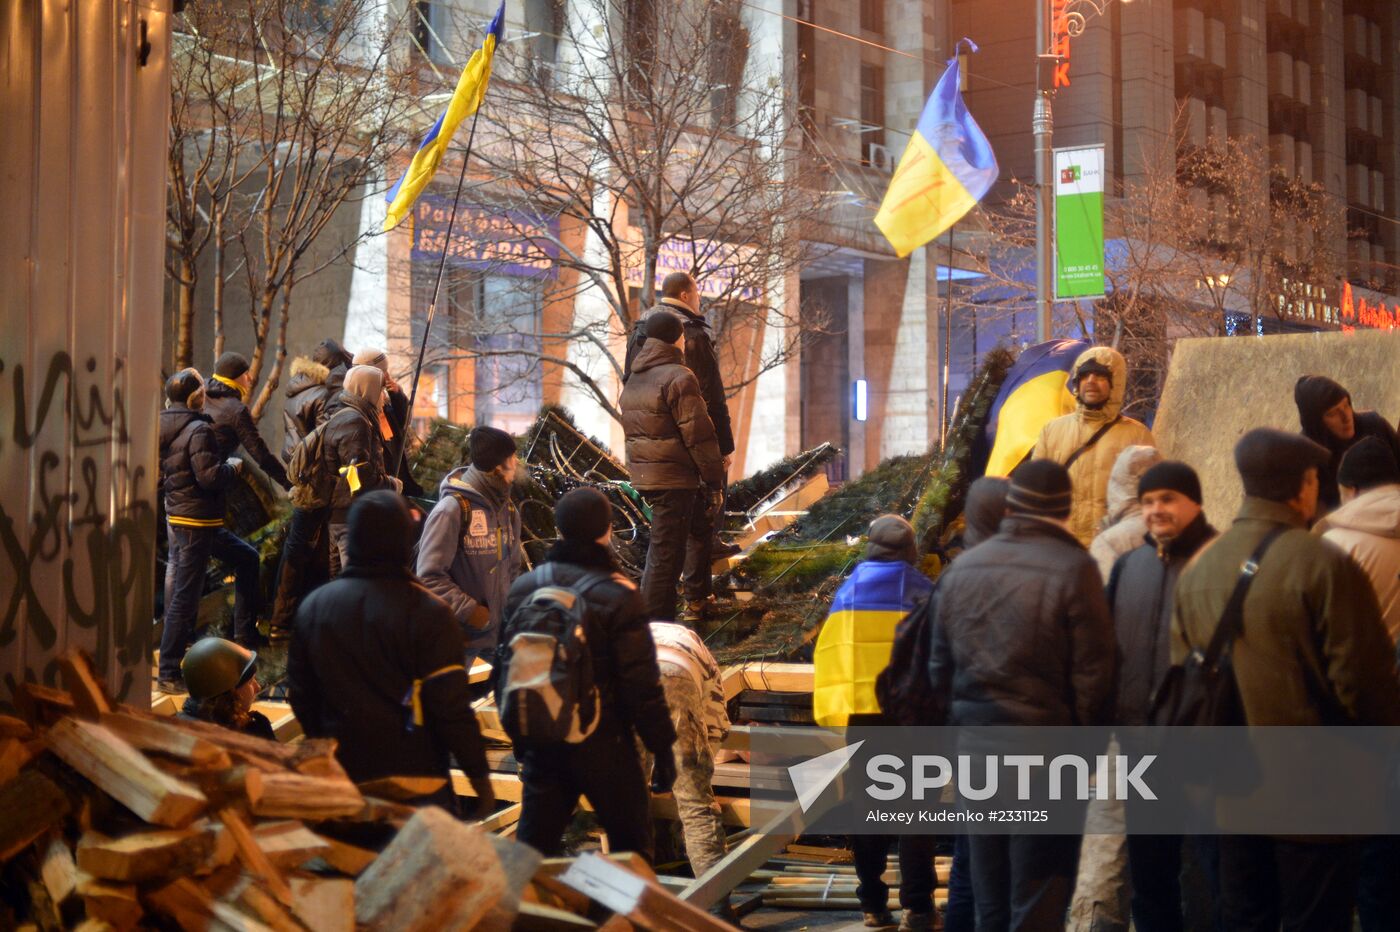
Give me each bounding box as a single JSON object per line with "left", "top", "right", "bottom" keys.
{"left": 982, "top": 339, "right": 1087, "bottom": 477}
{"left": 383, "top": 1, "right": 505, "bottom": 232}
{"left": 874, "top": 41, "right": 997, "bottom": 257}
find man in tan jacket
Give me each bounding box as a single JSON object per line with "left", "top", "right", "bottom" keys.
{"left": 1033, "top": 346, "right": 1154, "bottom": 545}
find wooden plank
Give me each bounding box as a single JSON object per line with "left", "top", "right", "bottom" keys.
{"left": 0, "top": 715, "right": 33, "bottom": 740}
{"left": 145, "top": 875, "right": 277, "bottom": 932}
{"left": 739, "top": 663, "right": 812, "bottom": 694}
{"left": 151, "top": 713, "right": 301, "bottom": 767}
{"left": 47, "top": 718, "right": 207, "bottom": 828}
{"left": 219, "top": 808, "right": 293, "bottom": 906}
{"left": 99, "top": 711, "right": 231, "bottom": 768}
{"left": 469, "top": 657, "right": 494, "bottom": 684}
{"left": 77, "top": 876, "right": 142, "bottom": 931}
{"left": 252, "top": 821, "right": 331, "bottom": 869}
{"left": 76, "top": 828, "right": 217, "bottom": 882}
{"left": 479, "top": 802, "right": 523, "bottom": 833}
{"left": 516, "top": 901, "right": 599, "bottom": 930}
{"left": 356, "top": 775, "right": 448, "bottom": 801}
{"left": 289, "top": 875, "right": 354, "bottom": 932}
{"left": 149, "top": 693, "right": 179, "bottom": 717}
{"left": 315, "top": 834, "right": 377, "bottom": 876}
{"left": 0, "top": 737, "right": 34, "bottom": 786}
{"left": 216, "top": 875, "right": 302, "bottom": 932}
{"left": 39, "top": 833, "right": 78, "bottom": 904}
{"left": 58, "top": 650, "right": 114, "bottom": 720}
{"left": 250, "top": 772, "right": 364, "bottom": 821}
{"left": 0, "top": 770, "right": 72, "bottom": 862}
{"left": 679, "top": 797, "right": 808, "bottom": 909}
{"left": 559, "top": 852, "right": 732, "bottom": 932}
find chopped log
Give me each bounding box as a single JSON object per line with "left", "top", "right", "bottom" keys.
{"left": 47, "top": 719, "right": 207, "bottom": 828}
{"left": 145, "top": 876, "right": 277, "bottom": 932}
{"left": 289, "top": 876, "right": 354, "bottom": 932}
{"left": 217, "top": 876, "right": 302, "bottom": 932}
{"left": 478, "top": 802, "right": 523, "bottom": 833}
{"left": 315, "top": 834, "right": 377, "bottom": 877}
{"left": 251, "top": 821, "right": 331, "bottom": 869}
{"left": 527, "top": 874, "right": 592, "bottom": 916}
{"left": 288, "top": 738, "right": 345, "bottom": 778}
{"left": 14, "top": 682, "right": 76, "bottom": 726}
{"left": 77, "top": 876, "right": 142, "bottom": 931}
{"left": 98, "top": 711, "right": 231, "bottom": 768}
{"left": 559, "top": 852, "right": 732, "bottom": 932}
{"left": 58, "top": 650, "right": 114, "bottom": 720}
{"left": 354, "top": 806, "right": 509, "bottom": 930}
{"left": 0, "top": 770, "right": 72, "bottom": 862}
{"left": 0, "top": 737, "right": 33, "bottom": 786}
{"left": 152, "top": 714, "right": 300, "bottom": 767}
{"left": 352, "top": 796, "right": 418, "bottom": 824}
{"left": 0, "top": 714, "right": 33, "bottom": 740}
{"left": 40, "top": 833, "right": 79, "bottom": 904}
{"left": 250, "top": 772, "right": 363, "bottom": 821}
{"left": 356, "top": 775, "right": 448, "bottom": 801}
{"left": 218, "top": 808, "right": 293, "bottom": 906}
{"left": 516, "top": 901, "right": 599, "bottom": 930}
{"left": 76, "top": 828, "right": 216, "bottom": 882}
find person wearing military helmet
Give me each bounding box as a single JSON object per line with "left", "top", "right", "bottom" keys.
{"left": 178, "top": 637, "right": 274, "bottom": 740}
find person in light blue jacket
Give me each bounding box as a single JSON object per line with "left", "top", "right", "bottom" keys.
{"left": 416, "top": 426, "right": 524, "bottom": 663}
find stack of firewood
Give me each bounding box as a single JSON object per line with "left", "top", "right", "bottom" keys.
{"left": 0, "top": 651, "right": 541, "bottom": 931}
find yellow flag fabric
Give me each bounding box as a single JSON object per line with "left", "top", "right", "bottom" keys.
{"left": 382, "top": 2, "right": 504, "bottom": 232}
{"left": 984, "top": 371, "right": 1077, "bottom": 477}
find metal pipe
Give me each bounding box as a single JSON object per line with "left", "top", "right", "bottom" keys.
{"left": 1034, "top": 0, "right": 1055, "bottom": 342}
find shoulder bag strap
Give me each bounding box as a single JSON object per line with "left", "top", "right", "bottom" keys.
{"left": 1063, "top": 415, "right": 1122, "bottom": 471}
{"left": 1201, "top": 526, "right": 1288, "bottom": 667}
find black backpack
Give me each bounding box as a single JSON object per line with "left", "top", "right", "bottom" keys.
{"left": 495, "top": 565, "right": 611, "bottom": 748}
{"left": 1149, "top": 527, "right": 1285, "bottom": 727}
{"left": 875, "top": 590, "right": 940, "bottom": 725}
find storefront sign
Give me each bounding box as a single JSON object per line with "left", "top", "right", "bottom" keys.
{"left": 1341, "top": 281, "right": 1400, "bottom": 331}
{"left": 1049, "top": 0, "right": 1073, "bottom": 87}
{"left": 623, "top": 231, "right": 763, "bottom": 302}
{"left": 411, "top": 197, "right": 559, "bottom": 278}
{"left": 1053, "top": 145, "right": 1105, "bottom": 301}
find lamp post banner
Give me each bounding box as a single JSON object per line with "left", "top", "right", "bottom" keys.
{"left": 1053, "top": 144, "right": 1106, "bottom": 301}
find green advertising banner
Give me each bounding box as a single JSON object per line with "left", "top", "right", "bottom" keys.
{"left": 1054, "top": 145, "right": 1105, "bottom": 301}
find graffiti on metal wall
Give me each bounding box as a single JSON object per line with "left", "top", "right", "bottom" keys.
{"left": 0, "top": 352, "right": 156, "bottom": 704}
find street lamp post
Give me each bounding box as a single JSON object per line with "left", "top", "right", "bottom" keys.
{"left": 1033, "top": 0, "right": 1125, "bottom": 342}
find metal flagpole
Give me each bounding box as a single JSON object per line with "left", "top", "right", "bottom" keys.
{"left": 394, "top": 105, "right": 486, "bottom": 478}
{"left": 942, "top": 224, "right": 955, "bottom": 445}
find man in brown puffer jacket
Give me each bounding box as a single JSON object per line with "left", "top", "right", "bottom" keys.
{"left": 619, "top": 312, "right": 725, "bottom": 622}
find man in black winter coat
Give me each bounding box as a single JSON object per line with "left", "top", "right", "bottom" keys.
{"left": 322, "top": 365, "right": 399, "bottom": 569}
{"left": 287, "top": 491, "right": 495, "bottom": 814}
{"left": 624, "top": 272, "right": 737, "bottom": 616}
{"left": 157, "top": 369, "right": 255, "bottom": 688}
{"left": 1108, "top": 461, "right": 1220, "bottom": 932}
{"left": 928, "top": 460, "right": 1117, "bottom": 931}
{"left": 501, "top": 488, "right": 678, "bottom": 862}
{"left": 282, "top": 339, "right": 350, "bottom": 461}
{"left": 204, "top": 352, "right": 290, "bottom": 490}
{"left": 619, "top": 312, "right": 726, "bottom": 622}
{"left": 1295, "top": 374, "right": 1400, "bottom": 515}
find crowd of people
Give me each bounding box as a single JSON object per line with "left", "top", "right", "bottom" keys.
{"left": 155, "top": 274, "right": 1400, "bottom": 930}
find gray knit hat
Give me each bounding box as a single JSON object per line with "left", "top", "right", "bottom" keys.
{"left": 1007, "top": 460, "right": 1073, "bottom": 520}
{"left": 866, "top": 514, "right": 917, "bottom": 565}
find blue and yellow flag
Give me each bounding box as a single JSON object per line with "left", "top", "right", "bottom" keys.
{"left": 383, "top": 1, "right": 505, "bottom": 232}
{"left": 983, "top": 339, "right": 1089, "bottom": 477}
{"left": 874, "top": 41, "right": 997, "bottom": 257}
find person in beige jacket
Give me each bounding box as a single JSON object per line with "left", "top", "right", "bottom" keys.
{"left": 1033, "top": 346, "right": 1155, "bottom": 545}
{"left": 1087, "top": 444, "right": 1163, "bottom": 583}
{"left": 1315, "top": 436, "right": 1400, "bottom": 642}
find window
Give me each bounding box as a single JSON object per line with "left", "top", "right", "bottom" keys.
{"left": 709, "top": 1, "right": 748, "bottom": 130}
{"left": 859, "top": 0, "right": 884, "bottom": 35}
{"left": 473, "top": 277, "right": 544, "bottom": 435}
{"left": 412, "top": 1, "right": 453, "bottom": 66}
{"left": 859, "top": 63, "right": 886, "bottom": 158}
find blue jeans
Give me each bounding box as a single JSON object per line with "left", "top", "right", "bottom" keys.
{"left": 161, "top": 523, "right": 260, "bottom": 680}
{"left": 945, "top": 834, "right": 976, "bottom": 931}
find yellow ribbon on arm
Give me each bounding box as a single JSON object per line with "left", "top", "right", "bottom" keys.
{"left": 408, "top": 663, "right": 468, "bottom": 727}
{"left": 338, "top": 461, "right": 364, "bottom": 494}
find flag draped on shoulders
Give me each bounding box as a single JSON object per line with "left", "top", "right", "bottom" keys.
{"left": 874, "top": 40, "right": 997, "bottom": 257}
{"left": 383, "top": 1, "right": 505, "bottom": 232}
{"left": 983, "top": 339, "right": 1089, "bottom": 477}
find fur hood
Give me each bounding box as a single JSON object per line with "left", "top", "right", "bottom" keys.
{"left": 285, "top": 357, "right": 329, "bottom": 397}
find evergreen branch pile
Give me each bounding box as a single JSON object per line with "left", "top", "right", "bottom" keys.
{"left": 722, "top": 442, "right": 841, "bottom": 528}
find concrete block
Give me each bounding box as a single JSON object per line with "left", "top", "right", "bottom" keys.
{"left": 1268, "top": 52, "right": 1293, "bottom": 98}
{"left": 1155, "top": 330, "right": 1400, "bottom": 525}
{"left": 1293, "top": 60, "right": 1309, "bottom": 105}
{"left": 1295, "top": 139, "right": 1313, "bottom": 183}
{"left": 1207, "top": 16, "right": 1227, "bottom": 66}
{"left": 1175, "top": 7, "right": 1205, "bottom": 59}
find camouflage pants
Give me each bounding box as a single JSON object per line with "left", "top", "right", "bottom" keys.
{"left": 1068, "top": 739, "right": 1130, "bottom": 932}
{"left": 641, "top": 668, "right": 728, "bottom": 877}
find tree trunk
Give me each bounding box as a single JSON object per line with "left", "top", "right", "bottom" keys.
{"left": 250, "top": 288, "right": 292, "bottom": 422}
{"left": 212, "top": 219, "right": 225, "bottom": 359}
{"left": 175, "top": 255, "right": 196, "bottom": 369}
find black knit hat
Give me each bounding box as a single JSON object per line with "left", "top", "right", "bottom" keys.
{"left": 214, "top": 352, "right": 250, "bottom": 380}
{"left": 165, "top": 368, "right": 204, "bottom": 405}
{"left": 469, "top": 426, "right": 517, "bottom": 472}
{"left": 1294, "top": 375, "right": 1351, "bottom": 442}
{"left": 643, "top": 312, "right": 684, "bottom": 344}
{"left": 1338, "top": 436, "right": 1400, "bottom": 492}
{"left": 555, "top": 487, "right": 613, "bottom": 542}
{"left": 1138, "top": 461, "right": 1203, "bottom": 505}
{"left": 1007, "top": 460, "right": 1073, "bottom": 520}
{"left": 1234, "top": 428, "right": 1330, "bottom": 502}
{"left": 963, "top": 476, "right": 1009, "bottom": 547}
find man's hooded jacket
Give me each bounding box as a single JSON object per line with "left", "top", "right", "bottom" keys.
{"left": 1294, "top": 374, "right": 1400, "bottom": 513}
{"left": 203, "top": 375, "right": 290, "bottom": 489}
{"left": 1033, "top": 346, "right": 1155, "bottom": 545}
{"left": 1315, "top": 483, "right": 1400, "bottom": 643}
{"left": 159, "top": 406, "right": 239, "bottom": 526}
{"left": 618, "top": 339, "right": 725, "bottom": 490}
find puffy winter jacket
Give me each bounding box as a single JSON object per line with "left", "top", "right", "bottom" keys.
{"left": 204, "top": 376, "right": 290, "bottom": 489}
{"left": 1294, "top": 379, "right": 1400, "bottom": 514}
{"left": 624, "top": 299, "right": 735, "bottom": 457}
{"left": 502, "top": 539, "right": 677, "bottom": 757}
{"left": 1033, "top": 346, "right": 1155, "bottom": 546}
{"left": 1316, "top": 484, "right": 1400, "bottom": 643}
{"left": 619, "top": 340, "right": 725, "bottom": 490}
{"left": 928, "top": 515, "right": 1117, "bottom": 726}
{"left": 416, "top": 466, "right": 523, "bottom": 653}
{"left": 1106, "top": 512, "right": 1216, "bottom": 726}
{"left": 1087, "top": 444, "right": 1161, "bottom": 581}
{"left": 813, "top": 558, "right": 935, "bottom": 728}
{"left": 320, "top": 391, "right": 391, "bottom": 520}
{"left": 159, "top": 406, "right": 238, "bottom": 527}
{"left": 282, "top": 357, "right": 332, "bottom": 462}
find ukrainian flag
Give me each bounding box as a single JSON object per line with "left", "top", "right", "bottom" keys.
{"left": 983, "top": 339, "right": 1089, "bottom": 477}
{"left": 383, "top": 1, "right": 505, "bottom": 232}
{"left": 875, "top": 42, "right": 997, "bottom": 257}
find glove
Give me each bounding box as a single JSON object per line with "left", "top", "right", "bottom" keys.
{"left": 650, "top": 751, "right": 677, "bottom": 794}
{"left": 468, "top": 603, "right": 491, "bottom": 630}
{"left": 468, "top": 776, "right": 497, "bottom": 821}
{"left": 227, "top": 457, "right": 245, "bottom": 476}
{"left": 704, "top": 487, "right": 724, "bottom": 521}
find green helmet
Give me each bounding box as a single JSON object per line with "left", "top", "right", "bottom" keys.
{"left": 181, "top": 638, "right": 257, "bottom": 701}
